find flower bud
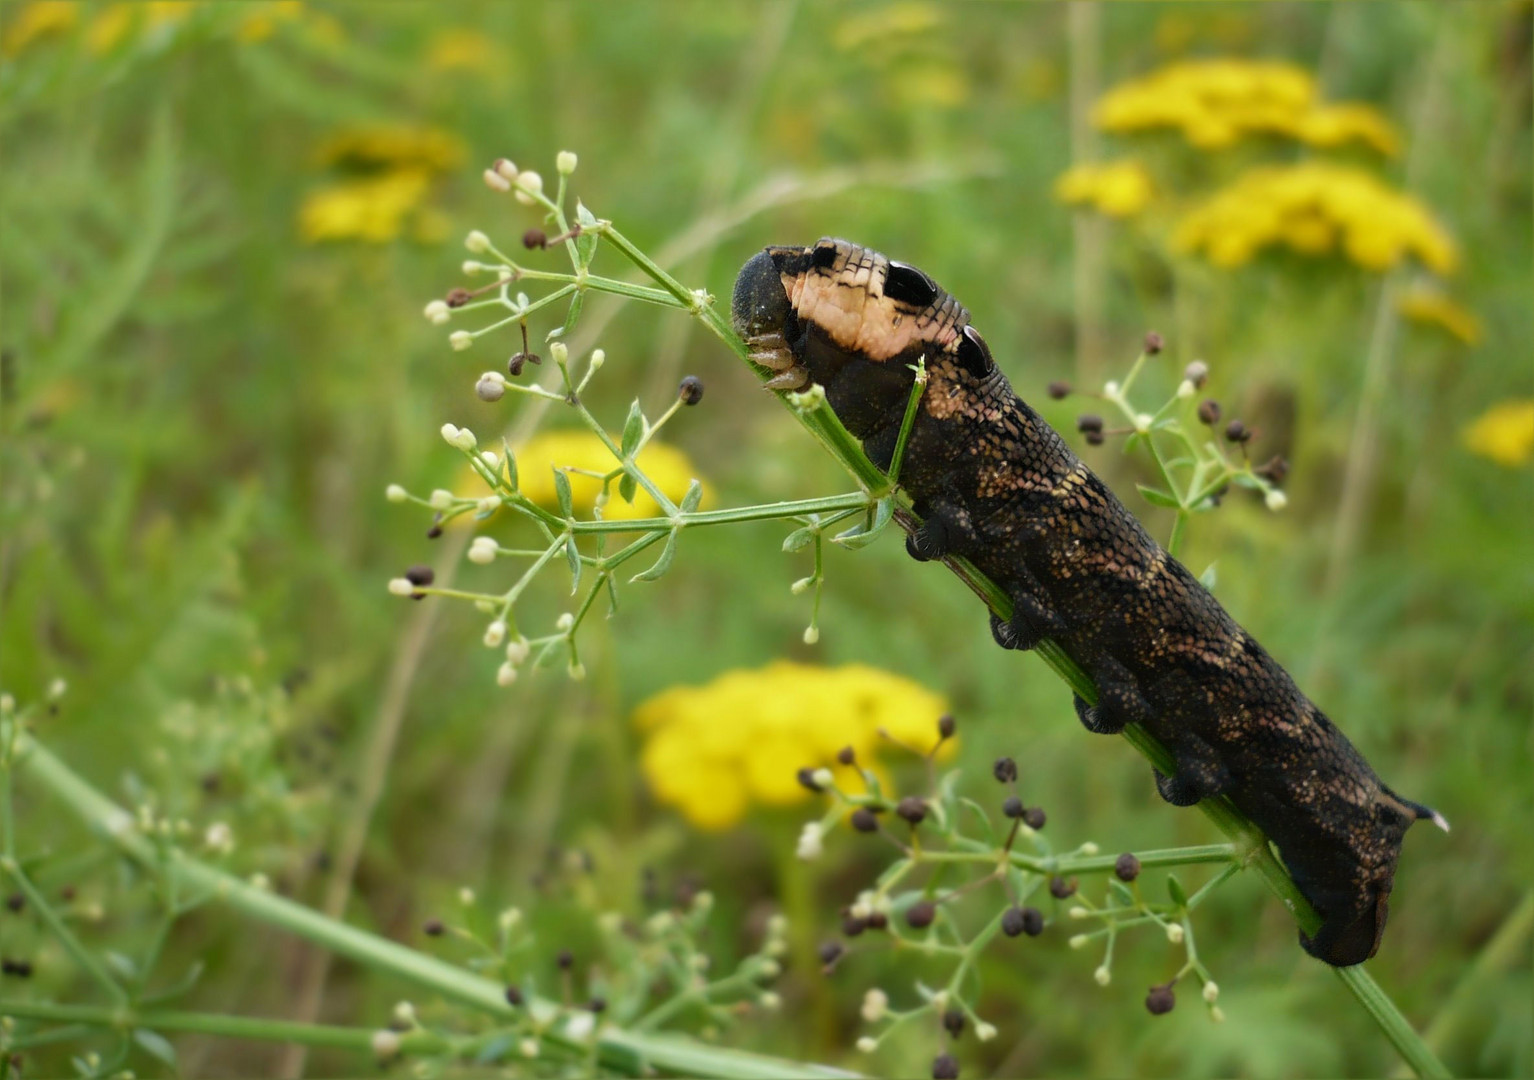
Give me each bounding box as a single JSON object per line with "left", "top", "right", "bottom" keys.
{"left": 796, "top": 822, "right": 823, "bottom": 861}
{"left": 465, "top": 230, "right": 491, "bottom": 253}
{"left": 861, "top": 988, "right": 889, "bottom": 1022}
{"left": 556, "top": 612, "right": 575, "bottom": 632}
{"left": 450, "top": 330, "right": 473, "bottom": 351}
{"left": 496, "top": 659, "right": 518, "bottom": 686}
{"left": 1184, "top": 360, "right": 1209, "bottom": 387}
{"left": 429, "top": 489, "right": 454, "bottom": 509}
{"left": 371, "top": 1030, "right": 402, "bottom": 1060}
{"left": 494, "top": 158, "right": 518, "bottom": 180}
{"left": 424, "top": 299, "right": 451, "bottom": 324}
{"left": 679, "top": 375, "right": 705, "bottom": 405}
{"left": 386, "top": 484, "right": 408, "bottom": 502}
{"left": 1265, "top": 488, "right": 1288, "bottom": 511}
{"left": 1177, "top": 379, "right": 1196, "bottom": 399}
{"left": 484, "top": 620, "right": 507, "bottom": 648}
{"left": 388, "top": 577, "right": 415, "bottom": 597}
{"left": 803, "top": 625, "right": 820, "bottom": 645}
{"left": 567, "top": 661, "right": 586, "bottom": 681}
{"left": 1166, "top": 922, "right": 1185, "bottom": 944}
{"left": 856, "top": 1037, "right": 878, "bottom": 1054}
{"left": 1094, "top": 965, "right": 1112, "bottom": 986}
{"left": 477, "top": 373, "right": 506, "bottom": 402}
{"left": 468, "top": 536, "right": 499, "bottom": 565}
{"left": 505, "top": 637, "right": 530, "bottom": 665}
{"left": 556, "top": 150, "right": 578, "bottom": 175}
{"left": 483, "top": 167, "right": 511, "bottom": 192}
{"left": 1202, "top": 981, "right": 1220, "bottom": 1003}
{"left": 514, "top": 170, "right": 544, "bottom": 205}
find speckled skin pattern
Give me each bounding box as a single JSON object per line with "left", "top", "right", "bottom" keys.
{"left": 733, "top": 238, "right": 1439, "bottom": 967}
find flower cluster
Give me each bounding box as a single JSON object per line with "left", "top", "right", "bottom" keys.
{"left": 1093, "top": 59, "right": 1400, "bottom": 155}
{"left": 1462, "top": 400, "right": 1534, "bottom": 469}
{"left": 1171, "top": 163, "right": 1457, "bottom": 272}
{"left": 299, "top": 125, "right": 465, "bottom": 244}
{"left": 3, "top": 0, "right": 330, "bottom": 58}
{"left": 1053, "top": 159, "right": 1154, "bottom": 218}
{"left": 635, "top": 662, "right": 951, "bottom": 830}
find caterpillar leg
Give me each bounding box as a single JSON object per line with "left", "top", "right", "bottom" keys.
{"left": 1152, "top": 739, "right": 1230, "bottom": 806}
{"left": 1071, "top": 657, "right": 1149, "bottom": 735}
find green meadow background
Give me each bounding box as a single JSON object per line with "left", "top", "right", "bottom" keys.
{"left": 2, "top": 2, "right": 1530, "bottom": 1077}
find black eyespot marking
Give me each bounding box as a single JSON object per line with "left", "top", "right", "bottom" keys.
{"left": 956, "top": 325, "right": 994, "bottom": 377}
{"left": 810, "top": 243, "right": 839, "bottom": 270}
{"left": 883, "top": 261, "right": 940, "bottom": 308}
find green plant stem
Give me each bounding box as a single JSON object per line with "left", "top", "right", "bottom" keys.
{"left": 6, "top": 732, "right": 856, "bottom": 1080}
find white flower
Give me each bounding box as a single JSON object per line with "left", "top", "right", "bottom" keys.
{"left": 505, "top": 637, "right": 530, "bottom": 665}
{"left": 564, "top": 1012, "right": 595, "bottom": 1040}
{"left": 1079, "top": 841, "right": 1100, "bottom": 856}
{"left": 556, "top": 150, "right": 578, "bottom": 175}
{"left": 757, "top": 991, "right": 780, "bottom": 1010}
{"left": 856, "top": 1037, "right": 878, "bottom": 1054}
{"left": 462, "top": 260, "right": 483, "bottom": 276}
{"left": 790, "top": 576, "right": 812, "bottom": 595}
{"left": 975, "top": 1022, "right": 998, "bottom": 1042}
{"left": 450, "top": 426, "right": 478, "bottom": 451}
{"left": 1135, "top": 413, "right": 1153, "bottom": 433}
{"left": 1166, "top": 922, "right": 1185, "bottom": 944}
{"left": 518, "top": 1037, "right": 539, "bottom": 1058}
{"left": 370, "top": 1030, "right": 401, "bottom": 1059}
{"left": 476, "top": 373, "right": 506, "bottom": 402}
{"left": 423, "top": 299, "right": 451, "bottom": 325}
{"left": 468, "top": 536, "right": 499, "bottom": 565}
{"left": 483, "top": 167, "right": 511, "bottom": 192}
{"left": 1103, "top": 380, "right": 1120, "bottom": 397}
{"left": 484, "top": 620, "right": 507, "bottom": 648}
{"left": 514, "top": 170, "right": 544, "bottom": 205}
{"left": 555, "top": 612, "right": 575, "bottom": 632}
{"left": 47, "top": 678, "right": 66, "bottom": 700}
{"left": 450, "top": 330, "right": 473, "bottom": 351}
{"left": 498, "top": 907, "right": 523, "bottom": 933}
{"left": 429, "top": 488, "right": 454, "bottom": 510}
{"left": 811, "top": 767, "right": 834, "bottom": 790}
{"left": 802, "top": 625, "right": 820, "bottom": 645}
{"left": 1265, "top": 488, "right": 1288, "bottom": 511}
{"left": 385, "top": 483, "right": 408, "bottom": 503}
{"left": 477, "top": 496, "right": 499, "bottom": 514}
{"left": 479, "top": 450, "right": 501, "bottom": 471}
{"left": 204, "top": 822, "right": 234, "bottom": 855}
{"left": 795, "top": 821, "right": 823, "bottom": 861}
{"left": 550, "top": 341, "right": 569, "bottom": 365}
{"left": 861, "top": 988, "right": 889, "bottom": 1023}
{"left": 388, "top": 577, "right": 415, "bottom": 597}
{"left": 494, "top": 157, "right": 518, "bottom": 180}
{"left": 1068, "top": 934, "right": 1089, "bottom": 950}
{"left": 1177, "top": 378, "right": 1196, "bottom": 399}
{"left": 458, "top": 887, "right": 476, "bottom": 906}
{"left": 588, "top": 348, "right": 605, "bottom": 372}
{"left": 393, "top": 1000, "right": 416, "bottom": 1026}
{"left": 440, "top": 422, "right": 461, "bottom": 444}
{"left": 1094, "top": 965, "right": 1111, "bottom": 986}
{"left": 1202, "top": 981, "right": 1220, "bottom": 1003}
{"left": 567, "top": 661, "right": 586, "bottom": 681}
{"left": 1069, "top": 906, "right": 1090, "bottom": 919}
{"left": 465, "top": 230, "right": 491, "bottom": 253}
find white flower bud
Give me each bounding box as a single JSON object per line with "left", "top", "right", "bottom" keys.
{"left": 1184, "top": 360, "right": 1209, "bottom": 387}
{"left": 790, "top": 576, "right": 813, "bottom": 595}
{"left": 1166, "top": 922, "right": 1185, "bottom": 944}
{"left": 555, "top": 612, "right": 575, "bottom": 632}
{"left": 458, "top": 886, "right": 476, "bottom": 906}
{"left": 757, "top": 957, "right": 780, "bottom": 979}
{"left": 856, "top": 1037, "right": 878, "bottom": 1054}
{"left": 204, "top": 821, "right": 234, "bottom": 854}
{"left": 477, "top": 496, "right": 499, "bottom": 514}
{"left": 386, "top": 484, "right": 408, "bottom": 503}
{"left": 465, "top": 230, "right": 491, "bottom": 253}
{"left": 1265, "top": 488, "right": 1288, "bottom": 511}
{"left": 479, "top": 450, "right": 501, "bottom": 471}
{"left": 588, "top": 348, "right": 605, "bottom": 372}
{"left": 475, "top": 599, "right": 496, "bottom": 613}
{"left": 556, "top": 150, "right": 578, "bottom": 175}
{"left": 513, "top": 170, "right": 543, "bottom": 205}
{"left": 1068, "top": 934, "right": 1089, "bottom": 950}
{"left": 468, "top": 536, "right": 499, "bottom": 565}
{"left": 498, "top": 906, "right": 523, "bottom": 933}
{"left": 505, "top": 637, "right": 530, "bottom": 665}
{"left": 440, "top": 422, "right": 461, "bottom": 443}
{"left": 758, "top": 991, "right": 781, "bottom": 1010}
{"left": 1210, "top": 1006, "right": 1226, "bottom": 1023}
{"left": 976, "top": 1022, "right": 998, "bottom": 1042}
{"left": 1094, "top": 965, "right": 1111, "bottom": 986}
{"left": 1135, "top": 412, "right": 1153, "bottom": 433}
{"left": 1068, "top": 906, "right": 1090, "bottom": 919}
{"left": 388, "top": 577, "right": 415, "bottom": 597}
{"left": 450, "top": 330, "right": 473, "bottom": 351}
{"left": 564, "top": 1012, "right": 595, "bottom": 1040}
{"left": 1080, "top": 842, "right": 1100, "bottom": 856}
{"left": 803, "top": 625, "right": 820, "bottom": 645}
{"left": 1202, "top": 981, "right": 1219, "bottom": 1003}
{"left": 518, "top": 1037, "right": 539, "bottom": 1058}
{"left": 811, "top": 767, "right": 834, "bottom": 790}
{"left": 393, "top": 1000, "right": 416, "bottom": 1026}
{"left": 567, "top": 661, "right": 586, "bottom": 681}
{"left": 795, "top": 821, "right": 823, "bottom": 861}
{"left": 423, "top": 299, "right": 451, "bottom": 324}
{"left": 429, "top": 488, "right": 454, "bottom": 510}
{"left": 371, "top": 1030, "right": 402, "bottom": 1060}
{"left": 861, "top": 988, "right": 889, "bottom": 1023}
{"left": 550, "top": 341, "right": 568, "bottom": 365}
{"left": 451, "top": 426, "right": 478, "bottom": 451}
{"left": 1177, "top": 379, "right": 1196, "bottom": 399}
{"left": 494, "top": 158, "right": 518, "bottom": 180}
{"left": 483, "top": 167, "right": 511, "bottom": 192}
{"left": 462, "top": 260, "right": 483, "bottom": 276}
{"left": 484, "top": 620, "right": 507, "bottom": 648}
{"left": 1103, "top": 380, "right": 1120, "bottom": 397}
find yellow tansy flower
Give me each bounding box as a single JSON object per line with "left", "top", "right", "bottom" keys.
{"left": 1054, "top": 159, "right": 1154, "bottom": 218}
{"left": 832, "top": 1, "right": 943, "bottom": 52}
{"left": 313, "top": 125, "right": 467, "bottom": 175}
{"left": 1397, "top": 288, "right": 1481, "bottom": 346}
{"left": 298, "top": 170, "right": 432, "bottom": 244}
{"left": 1173, "top": 164, "right": 1457, "bottom": 274}
{"left": 1462, "top": 401, "right": 1534, "bottom": 468}
{"left": 635, "top": 661, "right": 952, "bottom": 831}
{"left": 3, "top": 1, "right": 78, "bottom": 56}
{"left": 425, "top": 27, "right": 497, "bottom": 72}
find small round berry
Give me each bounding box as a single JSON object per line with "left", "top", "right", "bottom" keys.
{"left": 796, "top": 767, "right": 823, "bottom": 793}
{"left": 404, "top": 565, "right": 434, "bottom": 588}
{"left": 423, "top": 918, "right": 445, "bottom": 937}
{"left": 1197, "top": 399, "right": 1222, "bottom": 426}
{"left": 992, "top": 757, "right": 1018, "bottom": 783}
{"left": 678, "top": 375, "right": 705, "bottom": 405}
{"left": 866, "top": 911, "right": 889, "bottom": 930}
{"left": 841, "top": 913, "right": 868, "bottom": 937}
{"left": 932, "top": 1052, "right": 960, "bottom": 1079}
{"left": 1084, "top": 431, "right": 1105, "bottom": 446}
{"left": 1001, "top": 906, "right": 1027, "bottom": 937}
{"left": 836, "top": 745, "right": 856, "bottom": 766}
{"left": 523, "top": 228, "right": 548, "bottom": 249}
{"left": 1224, "top": 419, "right": 1250, "bottom": 443}
{"left": 1047, "top": 380, "right": 1071, "bottom": 400}
{"left": 1023, "top": 806, "right": 1047, "bottom": 830}
{"left": 1049, "top": 875, "right": 1077, "bottom": 899}
{"left": 1145, "top": 983, "right": 1176, "bottom": 1015}
{"left": 1144, "top": 331, "right": 1164, "bottom": 355}
{"left": 896, "top": 796, "right": 928, "bottom": 825}
{"left": 1002, "top": 796, "right": 1024, "bottom": 819}
{"left": 906, "top": 900, "right": 937, "bottom": 929}
{"left": 1076, "top": 414, "right": 1104, "bottom": 434}
{"left": 504, "top": 986, "right": 524, "bottom": 1007}
{"left": 5, "top": 893, "right": 23, "bottom": 913}
{"left": 851, "top": 808, "right": 879, "bottom": 833}
{"left": 936, "top": 713, "right": 956, "bottom": 739}
{"left": 1019, "top": 907, "right": 1044, "bottom": 936}
{"left": 942, "top": 1007, "right": 965, "bottom": 1038}
{"left": 587, "top": 996, "right": 606, "bottom": 1014}
{"left": 818, "top": 941, "right": 844, "bottom": 967}
{"left": 1114, "top": 853, "right": 1141, "bottom": 882}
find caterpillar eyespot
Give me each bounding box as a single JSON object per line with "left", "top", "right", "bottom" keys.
{"left": 731, "top": 237, "right": 1444, "bottom": 967}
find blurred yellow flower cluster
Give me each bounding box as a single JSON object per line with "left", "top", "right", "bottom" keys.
{"left": 425, "top": 27, "right": 499, "bottom": 73}
{"left": 1054, "top": 160, "right": 1154, "bottom": 218}
{"left": 1397, "top": 287, "right": 1482, "bottom": 346}
{"left": 3, "top": 1, "right": 321, "bottom": 57}
{"left": 1094, "top": 59, "right": 1400, "bottom": 155}
{"left": 458, "top": 429, "right": 705, "bottom": 523}
{"left": 1172, "top": 164, "right": 1457, "bottom": 272}
{"left": 830, "top": 2, "right": 970, "bottom": 109}
{"left": 1462, "top": 401, "right": 1534, "bottom": 468}
{"left": 635, "top": 661, "right": 951, "bottom": 830}
{"left": 300, "top": 125, "right": 465, "bottom": 245}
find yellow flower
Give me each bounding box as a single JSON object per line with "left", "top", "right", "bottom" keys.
{"left": 832, "top": 1, "right": 943, "bottom": 52}
{"left": 234, "top": 0, "right": 304, "bottom": 44}
{"left": 1054, "top": 160, "right": 1153, "bottom": 218}
{"left": 1173, "top": 164, "right": 1457, "bottom": 274}
{"left": 313, "top": 125, "right": 467, "bottom": 175}
{"left": 504, "top": 430, "right": 704, "bottom": 522}
{"left": 1397, "top": 288, "right": 1481, "bottom": 346}
{"left": 1462, "top": 401, "right": 1534, "bottom": 468}
{"left": 635, "top": 661, "right": 952, "bottom": 831}
{"left": 3, "top": 1, "right": 78, "bottom": 56}
{"left": 1094, "top": 59, "right": 1400, "bottom": 157}
{"left": 425, "top": 27, "right": 497, "bottom": 72}
{"left": 298, "top": 170, "right": 432, "bottom": 244}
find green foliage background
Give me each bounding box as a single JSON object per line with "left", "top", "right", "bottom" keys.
{"left": 2, "top": 2, "right": 1530, "bottom": 1077}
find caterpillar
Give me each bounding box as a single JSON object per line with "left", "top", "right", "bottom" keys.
{"left": 731, "top": 237, "right": 1446, "bottom": 967}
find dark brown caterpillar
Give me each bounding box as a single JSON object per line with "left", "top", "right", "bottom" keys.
{"left": 732, "top": 238, "right": 1447, "bottom": 966}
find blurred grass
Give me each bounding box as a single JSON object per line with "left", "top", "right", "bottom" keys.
{"left": 1, "top": 2, "right": 1530, "bottom": 1077}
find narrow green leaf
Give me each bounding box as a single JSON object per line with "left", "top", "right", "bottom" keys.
{"left": 605, "top": 573, "right": 620, "bottom": 614}
{"left": 575, "top": 200, "right": 600, "bottom": 265}
{"left": 564, "top": 534, "right": 581, "bottom": 592}
{"left": 632, "top": 529, "right": 680, "bottom": 582}
{"left": 553, "top": 469, "right": 574, "bottom": 518}
{"left": 680, "top": 479, "right": 703, "bottom": 514}
{"left": 782, "top": 524, "right": 816, "bottom": 553}
{"left": 133, "top": 1029, "right": 178, "bottom": 1070}
{"left": 1199, "top": 562, "right": 1218, "bottom": 591}
{"left": 502, "top": 439, "right": 519, "bottom": 491}
{"left": 618, "top": 473, "right": 637, "bottom": 504}
{"left": 621, "top": 400, "right": 644, "bottom": 458}
{"left": 1135, "top": 484, "right": 1182, "bottom": 510}
{"left": 1167, "top": 874, "right": 1189, "bottom": 908}
{"left": 833, "top": 498, "right": 894, "bottom": 549}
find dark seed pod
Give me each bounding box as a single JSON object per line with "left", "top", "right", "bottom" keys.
{"left": 992, "top": 757, "right": 1018, "bottom": 784}
{"left": 5, "top": 893, "right": 22, "bottom": 913}
{"left": 404, "top": 565, "right": 434, "bottom": 587}
{"left": 1023, "top": 806, "right": 1047, "bottom": 830}
{"left": 505, "top": 986, "right": 524, "bottom": 1007}
{"left": 942, "top": 1007, "right": 965, "bottom": 1038}
{"left": 423, "top": 918, "right": 445, "bottom": 937}
{"left": 1002, "top": 796, "right": 1025, "bottom": 819}
{"left": 818, "top": 941, "right": 845, "bottom": 967}
{"left": 906, "top": 900, "right": 937, "bottom": 929}
{"left": 1197, "top": 399, "right": 1222, "bottom": 426}
{"left": 1084, "top": 431, "right": 1105, "bottom": 446}
{"left": 556, "top": 949, "right": 574, "bottom": 970}
{"left": 1145, "top": 983, "right": 1176, "bottom": 1015}
{"left": 896, "top": 796, "right": 928, "bottom": 825}
{"left": 1225, "top": 419, "right": 1250, "bottom": 444}
{"left": 678, "top": 375, "right": 705, "bottom": 405}
{"left": 936, "top": 714, "right": 956, "bottom": 739}
{"left": 796, "top": 767, "right": 823, "bottom": 793}
{"left": 866, "top": 911, "right": 889, "bottom": 930}
{"left": 1020, "top": 906, "right": 1045, "bottom": 936}
{"left": 446, "top": 287, "right": 473, "bottom": 308}
{"left": 837, "top": 745, "right": 856, "bottom": 766}
{"left": 1049, "top": 875, "right": 1077, "bottom": 899}
{"left": 523, "top": 227, "right": 548, "bottom": 249}
{"left": 1047, "top": 380, "right": 1072, "bottom": 400}
{"left": 1144, "top": 331, "right": 1164, "bottom": 355}
{"left": 842, "top": 913, "right": 868, "bottom": 937}
{"left": 1256, "top": 455, "right": 1290, "bottom": 484}
{"left": 932, "top": 1052, "right": 961, "bottom": 1080}
{"left": 1076, "top": 413, "right": 1104, "bottom": 434}
{"left": 1001, "top": 906, "right": 1028, "bottom": 937}
{"left": 588, "top": 996, "right": 607, "bottom": 1013}
{"left": 851, "top": 808, "right": 879, "bottom": 833}
{"left": 1114, "top": 853, "right": 1141, "bottom": 882}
